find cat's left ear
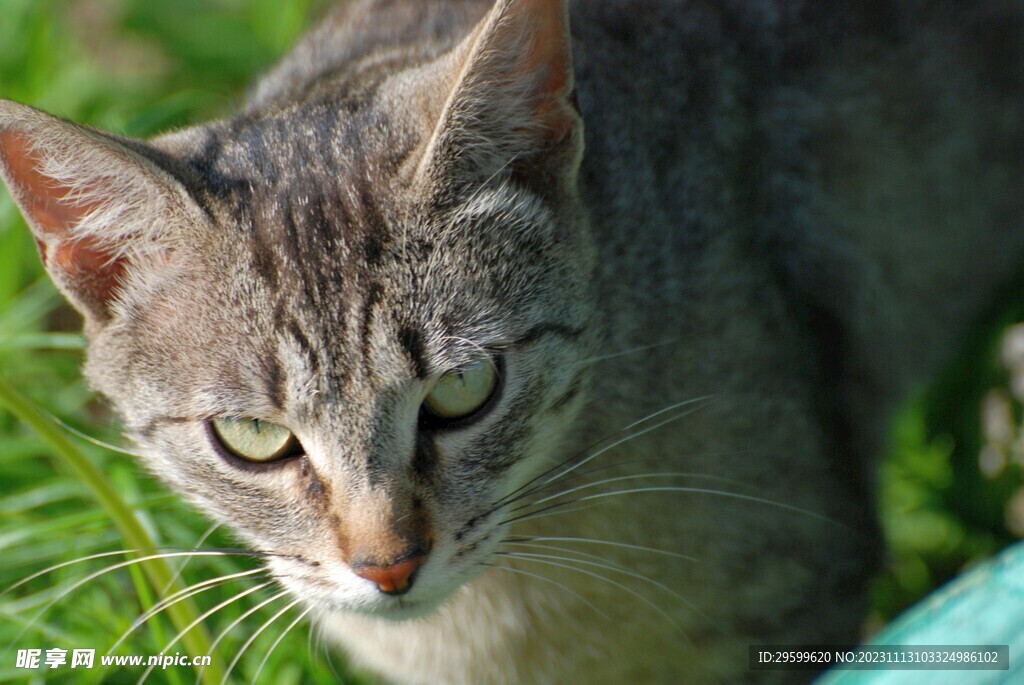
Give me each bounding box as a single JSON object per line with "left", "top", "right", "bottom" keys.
{"left": 414, "top": 0, "right": 581, "bottom": 194}
{"left": 0, "top": 99, "right": 198, "bottom": 327}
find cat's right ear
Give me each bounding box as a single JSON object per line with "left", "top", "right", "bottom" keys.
{"left": 412, "top": 0, "right": 582, "bottom": 196}
{"left": 0, "top": 99, "right": 196, "bottom": 326}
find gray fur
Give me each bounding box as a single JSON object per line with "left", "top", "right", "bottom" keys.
{"left": 0, "top": 0, "right": 1023, "bottom": 683}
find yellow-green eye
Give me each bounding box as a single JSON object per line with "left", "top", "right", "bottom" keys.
{"left": 423, "top": 359, "right": 498, "bottom": 420}
{"left": 210, "top": 418, "right": 297, "bottom": 462}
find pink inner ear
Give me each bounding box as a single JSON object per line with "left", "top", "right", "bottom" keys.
{"left": 0, "top": 130, "right": 103, "bottom": 235}
{"left": 519, "top": 1, "right": 570, "bottom": 91}
{"left": 504, "top": 0, "right": 576, "bottom": 139}
{"left": 1, "top": 129, "right": 128, "bottom": 312}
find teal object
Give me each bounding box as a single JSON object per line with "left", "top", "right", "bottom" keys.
{"left": 815, "top": 543, "right": 1024, "bottom": 685}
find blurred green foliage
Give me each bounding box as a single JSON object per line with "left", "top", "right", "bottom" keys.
{"left": 872, "top": 280, "right": 1024, "bottom": 628}
{"left": 0, "top": 1, "right": 1021, "bottom": 683}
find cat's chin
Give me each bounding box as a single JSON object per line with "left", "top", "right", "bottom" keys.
{"left": 332, "top": 593, "right": 449, "bottom": 622}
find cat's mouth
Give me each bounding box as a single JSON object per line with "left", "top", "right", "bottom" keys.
{"left": 366, "top": 594, "right": 447, "bottom": 621}
{"left": 310, "top": 587, "right": 451, "bottom": 622}
{"left": 299, "top": 572, "right": 456, "bottom": 621}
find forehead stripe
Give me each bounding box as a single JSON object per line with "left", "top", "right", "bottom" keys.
{"left": 398, "top": 325, "right": 429, "bottom": 379}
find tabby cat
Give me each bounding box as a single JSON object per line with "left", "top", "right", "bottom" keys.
{"left": 1, "top": 0, "right": 1023, "bottom": 683}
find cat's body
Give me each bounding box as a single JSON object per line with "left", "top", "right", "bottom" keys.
{"left": 1, "top": 1, "right": 1023, "bottom": 683}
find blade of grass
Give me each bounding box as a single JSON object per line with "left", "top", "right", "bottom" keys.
{"left": 0, "top": 375, "right": 226, "bottom": 685}
{"left": 0, "top": 333, "right": 86, "bottom": 351}
{"left": 127, "top": 561, "right": 189, "bottom": 685}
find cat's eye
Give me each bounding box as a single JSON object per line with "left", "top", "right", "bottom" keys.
{"left": 210, "top": 418, "right": 298, "bottom": 463}
{"left": 423, "top": 359, "right": 499, "bottom": 422}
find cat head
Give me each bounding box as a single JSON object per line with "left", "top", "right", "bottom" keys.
{"left": 0, "top": 0, "right": 596, "bottom": 617}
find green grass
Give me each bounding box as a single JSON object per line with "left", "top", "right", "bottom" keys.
{"left": 0, "top": 1, "right": 1022, "bottom": 683}
{"left": 871, "top": 281, "right": 1024, "bottom": 627}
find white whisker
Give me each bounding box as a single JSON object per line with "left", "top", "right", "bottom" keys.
{"left": 250, "top": 605, "right": 313, "bottom": 685}
{"left": 497, "top": 552, "right": 684, "bottom": 633}
{"left": 111, "top": 568, "right": 265, "bottom": 657}
{"left": 485, "top": 561, "right": 610, "bottom": 620}
{"left": 490, "top": 397, "right": 715, "bottom": 516}
{"left": 45, "top": 411, "right": 150, "bottom": 459}
{"left": 2, "top": 547, "right": 252, "bottom": 599}
{"left": 510, "top": 535, "right": 699, "bottom": 562}
{"left": 162, "top": 523, "right": 223, "bottom": 594}
{"left": 576, "top": 487, "right": 847, "bottom": 528}
{"left": 195, "top": 588, "right": 290, "bottom": 684}
{"left": 2, "top": 549, "right": 152, "bottom": 599}
{"left": 134, "top": 580, "right": 272, "bottom": 685}
{"left": 499, "top": 548, "right": 697, "bottom": 614}
{"left": 8, "top": 551, "right": 258, "bottom": 648}
{"left": 497, "top": 500, "right": 598, "bottom": 528}
{"left": 309, "top": 612, "right": 344, "bottom": 682}
{"left": 526, "top": 472, "right": 751, "bottom": 509}
{"left": 502, "top": 542, "right": 716, "bottom": 630}
{"left": 307, "top": 613, "right": 319, "bottom": 665}
{"left": 578, "top": 338, "right": 678, "bottom": 365}
{"left": 538, "top": 399, "right": 714, "bottom": 489}
{"left": 220, "top": 598, "right": 302, "bottom": 685}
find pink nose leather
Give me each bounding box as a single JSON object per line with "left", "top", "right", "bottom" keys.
{"left": 352, "top": 555, "right": 426, "bottom": 595}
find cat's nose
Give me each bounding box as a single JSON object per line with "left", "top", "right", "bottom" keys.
{"left": 351, "top": 553, "right": 427, "bottom": 595}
